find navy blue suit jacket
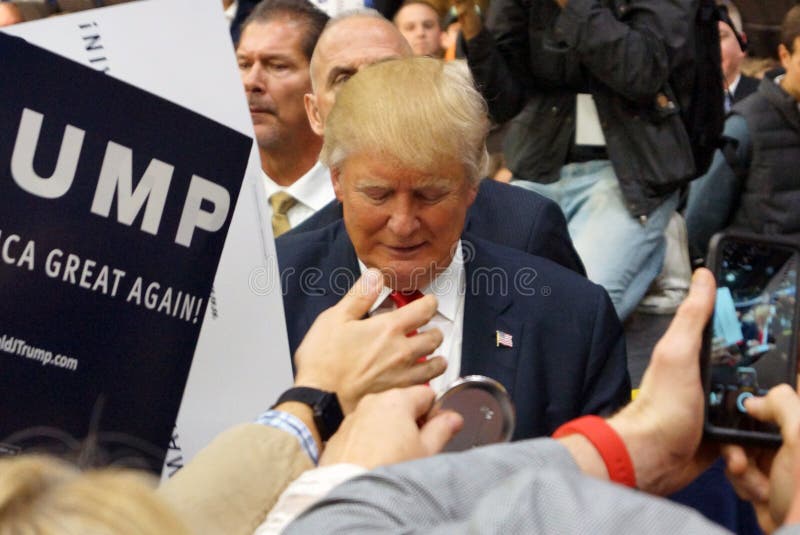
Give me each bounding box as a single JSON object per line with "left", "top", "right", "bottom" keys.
{"left": 277, "top": 221, "right": 630, "bottom": 440}
{"left": 288, "top": 179, "right": 586, "bottom": 276}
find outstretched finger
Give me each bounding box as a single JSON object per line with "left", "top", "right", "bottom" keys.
{"left": 405, "top": 356, "right": 448, "bottom": 386}
{"left": 404, "top": 328, "right": 444, "bottom": 361}
{"left": 391, "top": 294, "right": 439, "bottom": 335}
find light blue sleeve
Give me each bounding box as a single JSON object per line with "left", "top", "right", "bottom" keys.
{"left": 685, "top": 114, "right": 752, "bottom": 261}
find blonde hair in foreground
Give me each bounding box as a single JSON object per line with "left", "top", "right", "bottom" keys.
{"left": 321, "top": 56, "right": 490, "bottom": 183}
{"left": 0, "top": 455, "right": 189, "bottom": 535}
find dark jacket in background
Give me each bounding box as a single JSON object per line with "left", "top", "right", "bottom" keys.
{"left": 731, "top": 74, "right": 759, "bottom": 105}
{"left": 728, "top": 77, "right": 800, "bottom": 241}
{"left": 463, "top": 0, "right": 697, "bottom": 218}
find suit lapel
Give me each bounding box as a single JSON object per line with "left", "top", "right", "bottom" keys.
{"left": 302, "top": 221, "right": 359, "bottom": 332}
{"left": 460, "top": 236, "right": 522, "bottom": 396}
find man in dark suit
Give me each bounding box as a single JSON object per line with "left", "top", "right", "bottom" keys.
{"left": 277, "top": 57, "right": 630, "bottom": 440}
{"left": 720, "top": 1, "right": 758, "bottom": 110}
{"left": 292, "top": 11, "right": 585, "bottom": 275}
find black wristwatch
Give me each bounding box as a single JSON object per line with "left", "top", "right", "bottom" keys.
{"left": 273, "top": 387, "right": 344, "bottom": 441}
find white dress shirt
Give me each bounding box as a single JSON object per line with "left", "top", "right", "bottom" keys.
{"left": 359, "top": 241, "right": 466, "bottom": 394}
{"left": 262, "top": 162, "right": 335, "bottom": 229}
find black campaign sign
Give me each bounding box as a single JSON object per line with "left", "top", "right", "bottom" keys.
{"left": 0, "top": 33, "right": 251, "bottom": 472}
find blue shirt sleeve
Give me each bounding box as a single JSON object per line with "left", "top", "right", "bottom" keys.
{"left": 256, "top": 409, "right": 319, "bottom": 465}
{"left": 685, "top": 114, "right": 752, "bottom": 261}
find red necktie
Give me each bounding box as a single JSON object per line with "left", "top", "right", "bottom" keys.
{"left": 388, "top": 290, "right": 428, "bottom": 365}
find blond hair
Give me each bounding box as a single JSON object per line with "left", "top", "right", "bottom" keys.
{"left": 321, "top": 56, "right": 489, "bottom": 183}
{"left": 0, "top": 455, "right": 189, "bottom": 535}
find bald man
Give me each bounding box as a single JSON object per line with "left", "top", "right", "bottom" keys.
{"left": 305, "top": 11, "right": 412, "bottom": 136}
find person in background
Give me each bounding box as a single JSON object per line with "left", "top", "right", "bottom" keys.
{"left": 719, "top": 0, "right": 758, "bottom": 111}
{"left": 235, "top": 0, "right": 333, "bottom": 237}
{"left": 393, "top": 0, "right": 445, "bottom": 57}
{"left": 686, "top": 4, "right": 800, "bottom": 261}
{"left": 278, "top": 56, "right": 629, "bottom": 444}
{"left": 293, "top": 9, "right": 586, "bottom": 275}
{"left": 454, "top": 0, "right": 696, "bottom": 322}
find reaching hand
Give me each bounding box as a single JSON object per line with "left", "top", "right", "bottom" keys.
{"left": 294, "top": 269, "right": 447, "bottom": 414}
{"left": 0, "top": 3, "right": 23, "bottom": 26}
{"left": 320, "top": 386, "right": 463, "bottom": 469}
{"left": 451, "top": 0, "right": 482, "bottom": 40}
{"left": 723, "top": 384, "right": 800, "bottom": 533}
{"left": 608, "top": 268, "right": 718, "bottom": 495}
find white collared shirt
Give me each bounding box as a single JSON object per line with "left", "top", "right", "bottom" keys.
{"left": 262, "top": 162, "right": 335, "bottom": 229}
{"left": 223, "top": 0, "right": 237, "bottom": 24}
{"left": 359, "top": 242, "right": 466, "bottom": 394}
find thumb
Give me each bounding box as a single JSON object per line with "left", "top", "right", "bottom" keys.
{"left": 338, "top": 268, "right": 382, "bottom": 319}
{"left": 419, "top": 411, "right": 463, "bottom": 455}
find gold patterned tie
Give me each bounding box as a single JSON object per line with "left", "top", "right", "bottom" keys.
{"left": 269, "top": 191, "right": 297, "bottom": 238}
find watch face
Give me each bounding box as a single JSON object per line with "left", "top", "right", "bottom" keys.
{"left": 315, "top": 392, "right": 344, "bottom": 441}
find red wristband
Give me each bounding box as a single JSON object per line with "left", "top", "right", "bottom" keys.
{"left": 552, "top": 415, "right": 636, "bottom": 488}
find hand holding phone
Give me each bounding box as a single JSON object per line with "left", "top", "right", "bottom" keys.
{"left": 702, "top": 232, "right": 800, "bottom": 446}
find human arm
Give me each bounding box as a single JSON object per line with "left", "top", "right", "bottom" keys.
{"left": 157, "top": 270, "right": 445, "bottom": 534}
{"left": 292, "top": 268, "right": 446, "bottom": 415}
{"left": 457, "top": 0, "right": 534, "bottom": 123}
{"left": 685, "top": 114, "right": 751, "bottom": 263}
{"left": 282, "top": 271, "right": 720, "bottom": 533}
{"left": 549, "top": 0, "right": 692, "bottom": 102}
{"left": 254, "top": 386, "right": 462, "bottom": 534}
{"left": 157, "top": 423, "right": 314, "bottom": 535}
{"left": 460, "top": 0, "right": 691, "bottom": 125}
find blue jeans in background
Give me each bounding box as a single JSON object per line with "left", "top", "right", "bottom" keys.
{"left": 512, "top": 160, "right": 678, "bottom": 321}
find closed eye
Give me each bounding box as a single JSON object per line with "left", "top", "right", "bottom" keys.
{"left": 361, "top": 187, "right": 392, "bottom": 202}
{"left": 416, "top": 187, "right": 449, "bottom": 203}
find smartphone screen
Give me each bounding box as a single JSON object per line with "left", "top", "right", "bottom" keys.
{"left": 705, "top": 235, "right": 799, "bottom": 442}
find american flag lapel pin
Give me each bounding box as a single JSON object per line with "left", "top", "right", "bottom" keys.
{"left": 496, "top": 330, "right": 513, "bottom": 348}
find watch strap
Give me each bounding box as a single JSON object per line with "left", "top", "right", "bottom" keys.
{"left": 273, "top": 387, "right": 343, "bottom": 442}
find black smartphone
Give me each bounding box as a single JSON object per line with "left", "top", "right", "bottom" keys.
{"left": 702, "top": 231, "right": 800, "bottom": 446}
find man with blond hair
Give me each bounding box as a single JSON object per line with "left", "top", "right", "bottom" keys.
{"left": 292, "top": 9, "right": 586, "bottom": 274}
{"left": 278, "top": 57, "right": 629, "bottom": 441}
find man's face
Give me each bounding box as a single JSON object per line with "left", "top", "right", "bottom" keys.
{"left": 237, "top": 19, "right": 313, "bottom": 151}
{"left": 395, "top": 3, "right": 443, "bottom": 57}
{"left": 333, "top": 153, "right": 477, "bottom": 291}
{"left": 719, "top": 21, "right": 746, "bottom": 87}
{"left": 306, "top": 18, "right": 411, "bottom": 135}
{"left": 779, "top": 37, "right": 800, "bottom": 102}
